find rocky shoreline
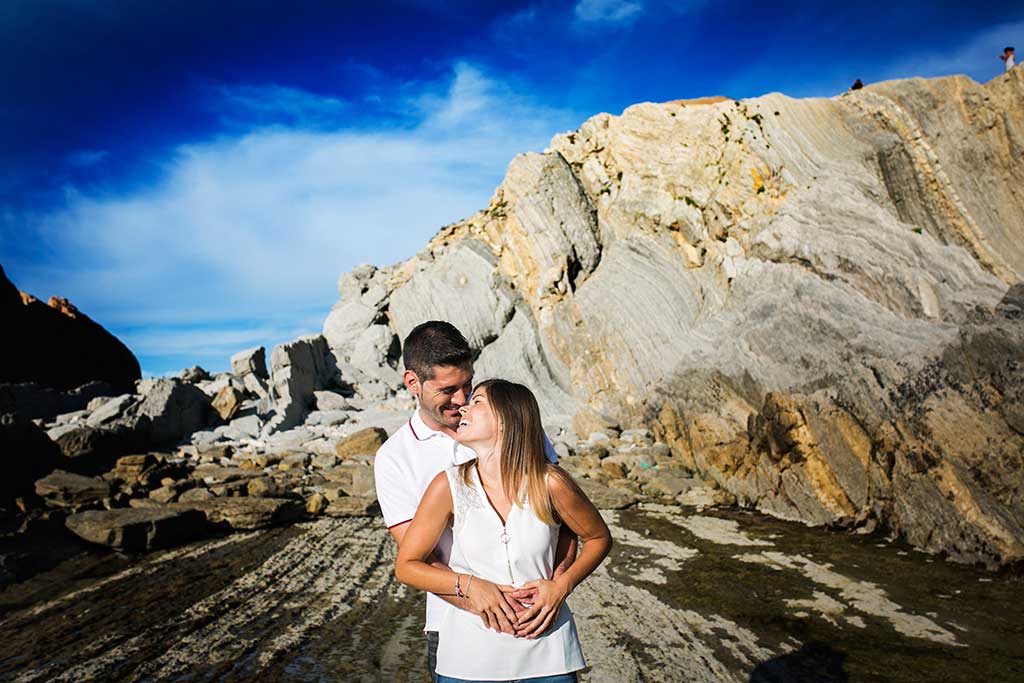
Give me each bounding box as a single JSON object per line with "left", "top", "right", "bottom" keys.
{"left": 2, "top": 506, "right": 1021, "bottom": 682}
{"left": 7, "top": 345, "right": 735, "bottom": 556}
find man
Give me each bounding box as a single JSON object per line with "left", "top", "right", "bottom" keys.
{"left": 373, "top": 321, "right": 575, "bottom": 682}
{"left": 1000, "top": 46, "right": 1016, "bottom": 71}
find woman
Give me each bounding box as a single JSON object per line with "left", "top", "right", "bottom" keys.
{"left": 395, "top": 379, "right": 613, "bottom": 683}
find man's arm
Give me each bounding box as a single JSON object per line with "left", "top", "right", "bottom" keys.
{"left": 552, "top": 526, "right": 578, "bottom": 579}
{"left": 390, "top": 517, "right": 528, "bottom": 633}
{"left": 389, "top": 521, "right": 477, "bottom": 613}
{"left": 393, "top": 474, "right": 521, "bottom": 633}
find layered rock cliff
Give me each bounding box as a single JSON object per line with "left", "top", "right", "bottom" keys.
{"left": 322, "top": 68, "right": 1024, "bottom": 568}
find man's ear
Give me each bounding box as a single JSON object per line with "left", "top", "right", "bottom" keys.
{"left": 403, "top": 370, "right": 421, "bottom": 397}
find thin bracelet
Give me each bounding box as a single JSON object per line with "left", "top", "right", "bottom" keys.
{"left": 455, "top": 574, "right": 464, "bottom": 598}
{"left": 464, "top": 575, "right": 474, "bottom": 597}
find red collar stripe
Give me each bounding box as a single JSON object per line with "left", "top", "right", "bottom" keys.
{"left": 408, "top": 418, "right": 427, "bottom": 441}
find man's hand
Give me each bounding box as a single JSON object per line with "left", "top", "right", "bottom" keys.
{"left": 510, "top": 577, "right": 571, "bottom": 639}
{"left": 465, "top": 577, "right": 519, "bottom": 633}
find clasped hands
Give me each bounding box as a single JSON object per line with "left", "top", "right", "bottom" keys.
{"left": 464, "top": 576, "right": 571, "bottom": 639}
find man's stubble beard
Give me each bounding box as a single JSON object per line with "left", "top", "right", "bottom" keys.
{"left": 420, "top": 394, "right": 460, "bottom": 432}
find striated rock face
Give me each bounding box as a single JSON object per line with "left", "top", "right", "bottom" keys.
{"left": 0, "top": 264, "right": 141, "bottom": 393}
{"left": 321, "top": 69, "right": 1024, "bottom": 567}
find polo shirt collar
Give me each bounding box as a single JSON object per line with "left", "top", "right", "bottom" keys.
{"left": 409, "top": 408, "right": 477, "bottom": 464}
{"left": 409, "top": 407, "right": 451, "bottom": 442}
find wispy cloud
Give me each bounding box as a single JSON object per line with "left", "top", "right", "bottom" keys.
{"left": 65, "top": 149, "right": 109, "bottom": 167}
{"left": 212, "top": 83, "right": 349, "bottom": 128}
{"left": 10, "top": 63, "right": 581, "bottom": 373}
{"left": 882, "top": 19, "right": 1024, "bottom": 84}
{"left": 574, "top": 0, "right": 644, "bottom": 25}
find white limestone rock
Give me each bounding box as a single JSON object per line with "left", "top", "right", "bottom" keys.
{"left": 231, "top": 346, "right": 268, "bottom": 380}
{"left": 262, "top": 335, "right": 335, "bottom": 435}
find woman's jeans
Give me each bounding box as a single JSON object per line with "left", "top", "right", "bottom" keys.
{"left": 437, "top": 673, "right": 578, "bottom": 683}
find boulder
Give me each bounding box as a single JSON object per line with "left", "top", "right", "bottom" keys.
{"left": 182, "top": 497, "right": 305, "bottom": 529}
{"left": 0, "top": 412, "right": 67, "bottom": 508}
{"left": 192, "top": 464, "right": 253, "bottom": 485}
{"left": 0, "top": 380, "right": 116, "bottom": 421}
{"left": 211, "top": 385, "right": 243, "bottom": 421}
{"left": 322, "top": 265, "right": 401, "bottom": 396}
{"left": 65, "top": 507, "right": 206, "bottom": 551}
{"left": 346, "top": 466, "right": 376, "bottom": 498}
{"left": 639, "top": 470, "right": 701, "bottom": 500}
{"left": 46, "top": 423, "right": 80, "bottom": 441}
{"left": 335, "top": 427, "right": 388, "bottom": 458}
{"left": 178, "top": 366, "right": 211, "bottom": 384}
{"left": 262, "top": 335, "right": 335, "bottom": 434}
{"left": 312, "top": 453, "right": 338, "bottom": 469}
{"left": 246, "top": 477, "right": 283, "bottom": 498}
{"left": 305, "top": 410, "right": 351, "bottom": 427}
{"left": 313, "top": 390, "right": 350, "bottom": 412}
{"left": 135, "top": 378, "right": 214, "bottom": 446}
{"left": 196, "top": 373, "right": 238, "bottom": 398}
{"left": 111, "top": 453, "right": 160, "bottom": 484}
{"left": 179, "top": 487, "right": 213, "bottom": 502}
{"left": 85, "top": 394, "right": 136, "bottom": 427}
{"left": 54, "top": 424, "right": 146, "bottom": 473}
{"left": 224, "top": 414, "right": 261, "bottom": 439}
{"left": 277, "top": 452, "right": 310, "bottom": 471}
{"left": 231, "top": 346, "right": 269, "bottom": 380}
{"left": 324, "top": 496, "right": 380, "bottom": 517}
{"left": 34, "top": 470, "right": 110, "bottom": 509}
{"left": 576, "top": 477, "right": 637, "bottom": 510}
{"left": 306, "top": 492, "right": 328, "bottom": 515}
{"left": 619, "top": 429, "right": 653, "bottom": 445}
{"left": 322, "top": 463, "right": 376, "bottom": 497}
{"left": 242, "top": 373, "right": 270, "bottom": 399}
{"left": 148, "top": 484, "right": 181, "bottom": 504}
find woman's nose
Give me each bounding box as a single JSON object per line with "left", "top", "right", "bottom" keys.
{"left": 458, "top": 405, "right": 468, "bottom": 415}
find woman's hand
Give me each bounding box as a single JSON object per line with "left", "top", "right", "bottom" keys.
{"left": 465, "top": 576, "right": 519, "bottom": 633}
{"left": 511, "top": 577, "right": 572, "bottom": 638}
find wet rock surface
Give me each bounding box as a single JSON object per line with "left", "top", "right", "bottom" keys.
{"left": 1, "top": 508, "right": 1020, "bottom": 682}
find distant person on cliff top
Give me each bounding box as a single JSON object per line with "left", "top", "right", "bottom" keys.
{"left": 373, "top": 320, "right": 580, "bottom": 682}
{"left": 1000, "top": 47, "right": 1015, "bottom": 71}
{"left": 850, "top": 79, "right": 864, "bottom": 91}
{"left": 396, "top": 378, "right": 611, "bottom": 682}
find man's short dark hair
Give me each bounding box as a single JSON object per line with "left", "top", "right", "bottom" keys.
{"left": 402, "top": 321, "right": 472, "bottom": 380}
{"left": 1007, "top": 46, "right": 1016, "bottom": 52}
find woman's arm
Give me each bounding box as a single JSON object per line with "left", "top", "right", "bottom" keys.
{"left": 513, "top": 466, "right": 613, "bottom": 638}
{"left": 394, "top": 472, "right": 521, "bottom": 631}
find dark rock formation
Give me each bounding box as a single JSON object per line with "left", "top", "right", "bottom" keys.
{"left": 65, "top": 506, "right": 206, "bottom": 551}
{"left": 0, "top": 381, "right": 115, "bottom": 421}
{"left": 0, "top": 264, "right": 141, "bottom": 393}
{"left": 0, "top": 413, "right": 67, "bottom": 512}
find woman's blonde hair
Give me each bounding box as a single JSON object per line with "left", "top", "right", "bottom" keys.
{"left": 458, "top": 379, "right": 559, "bottom": 526}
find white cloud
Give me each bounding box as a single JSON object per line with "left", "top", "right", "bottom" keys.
{"left": 574, "top": 0, "right": 644, "bottom": 25}
{"left": 14, "top": 63, "right": 581, "bottom": 373}
{"left": 883, "top": 19, "right": 1024, "bottom": 84}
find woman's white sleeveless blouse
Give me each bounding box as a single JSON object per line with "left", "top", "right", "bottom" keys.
{"left": 434, "top": 465, "right": 586, "bottom": 680}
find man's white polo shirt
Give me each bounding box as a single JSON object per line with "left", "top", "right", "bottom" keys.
{"left": 374, "top": 409, "right": 476, "bottom": 632}
{"left": 374, "top": 408, "right": 561, "bottom": 632}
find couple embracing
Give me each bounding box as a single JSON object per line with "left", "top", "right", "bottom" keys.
{"left": 374, "top": 321, "right": 613, "bottom": 683}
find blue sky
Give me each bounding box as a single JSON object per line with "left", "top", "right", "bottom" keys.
{"left": 1, "top": 0, "right": 1021, "bottom": 376}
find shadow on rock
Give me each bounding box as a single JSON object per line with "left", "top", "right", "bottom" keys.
{"left": 749, "top": 641, "right": 849, "bottom": 683}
